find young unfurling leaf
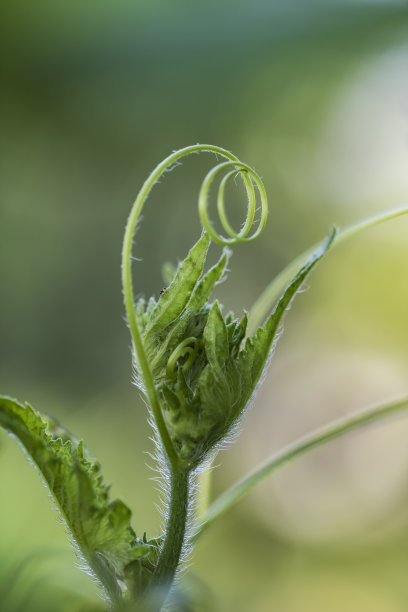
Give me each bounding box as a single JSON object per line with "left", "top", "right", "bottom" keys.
{"left": 134, "top": 228, "right": 336, "bottom": 469}
{"left": 0, "top": 397, "right": 159, "bottom": 606}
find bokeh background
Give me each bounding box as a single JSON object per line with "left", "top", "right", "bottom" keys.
{"left": 1, "top": 1, "right": 408, "bottom": 610}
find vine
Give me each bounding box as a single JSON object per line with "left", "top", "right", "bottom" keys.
{"left": 0, "top": 145, "right": 407, "bottom": 612}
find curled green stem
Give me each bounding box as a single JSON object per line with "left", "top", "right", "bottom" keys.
{"left": 166, "top": 337, "right": 200, "bottom": 380}
{"left": 151, "top": 469, "right": 190, "bottom": 609}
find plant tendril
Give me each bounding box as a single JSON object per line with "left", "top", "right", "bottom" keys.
{"left": 198, "top": 161, "right": 268, "bottom": 245}
{"left": 166, "top": 337, "right": 199, "bottom": 379}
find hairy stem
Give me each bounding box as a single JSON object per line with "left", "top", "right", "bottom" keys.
{"left": 194, "top": 396, "right": 408, "bottom": 538}
{"left": 151, "top": 469, "right": 190, "bottom": 608}
{"left": 248, "top": 203, "right": 408, "bottom": 335}
{"left": 121, "top": 145, "right": 268, "bottom": 607}
{"left": 91, "top": 555, "right": 123, "bottom": 609}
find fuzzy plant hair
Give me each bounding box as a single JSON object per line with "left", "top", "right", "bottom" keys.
{"left": 120, "top": 145, "right": 335, "bottom": 609}
{"left": 1, "top": 144, "right": 408, "bottom": 612}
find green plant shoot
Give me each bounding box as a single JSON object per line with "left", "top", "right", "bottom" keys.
{"left": 1, "top": 145, "right": 407, "bottom": 611}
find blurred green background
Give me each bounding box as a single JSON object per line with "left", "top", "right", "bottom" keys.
{"left": 1, "top": 1, "right": 408, "bottom": 610}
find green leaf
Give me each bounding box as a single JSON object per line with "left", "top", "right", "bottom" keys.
{"left": 0, "top": 397, "right": 159, "bottom": 605}
{"left": 203, "top": 301, "right": 230, "bottom": 373}
{"left": 145, "top": 232, "right": 210, "bottom": 339}
{"left": 187, "top": 249, "right": 229, "bottom": 312}
{"left": 138, "top": 229, "right": 335, "bottom": 469}
{"left": 137, "top": 234, "right": 229, "bottom": 388}
{"left": 237, "top": 228, "right": 336, "bottom": 409}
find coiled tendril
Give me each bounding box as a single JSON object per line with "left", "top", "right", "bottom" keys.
{"left": 166, "top": 337, "right": 200, "bottom": 380}
{"left": 122, "top": 144, "right": 269, "bottom": 466}
{"left": 198, "top": 160, "right": 268, "bottom": 245}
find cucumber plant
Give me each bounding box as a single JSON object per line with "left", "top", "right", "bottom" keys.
{"left": 1, "top": 145, "right": 407, "bottom": 611}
